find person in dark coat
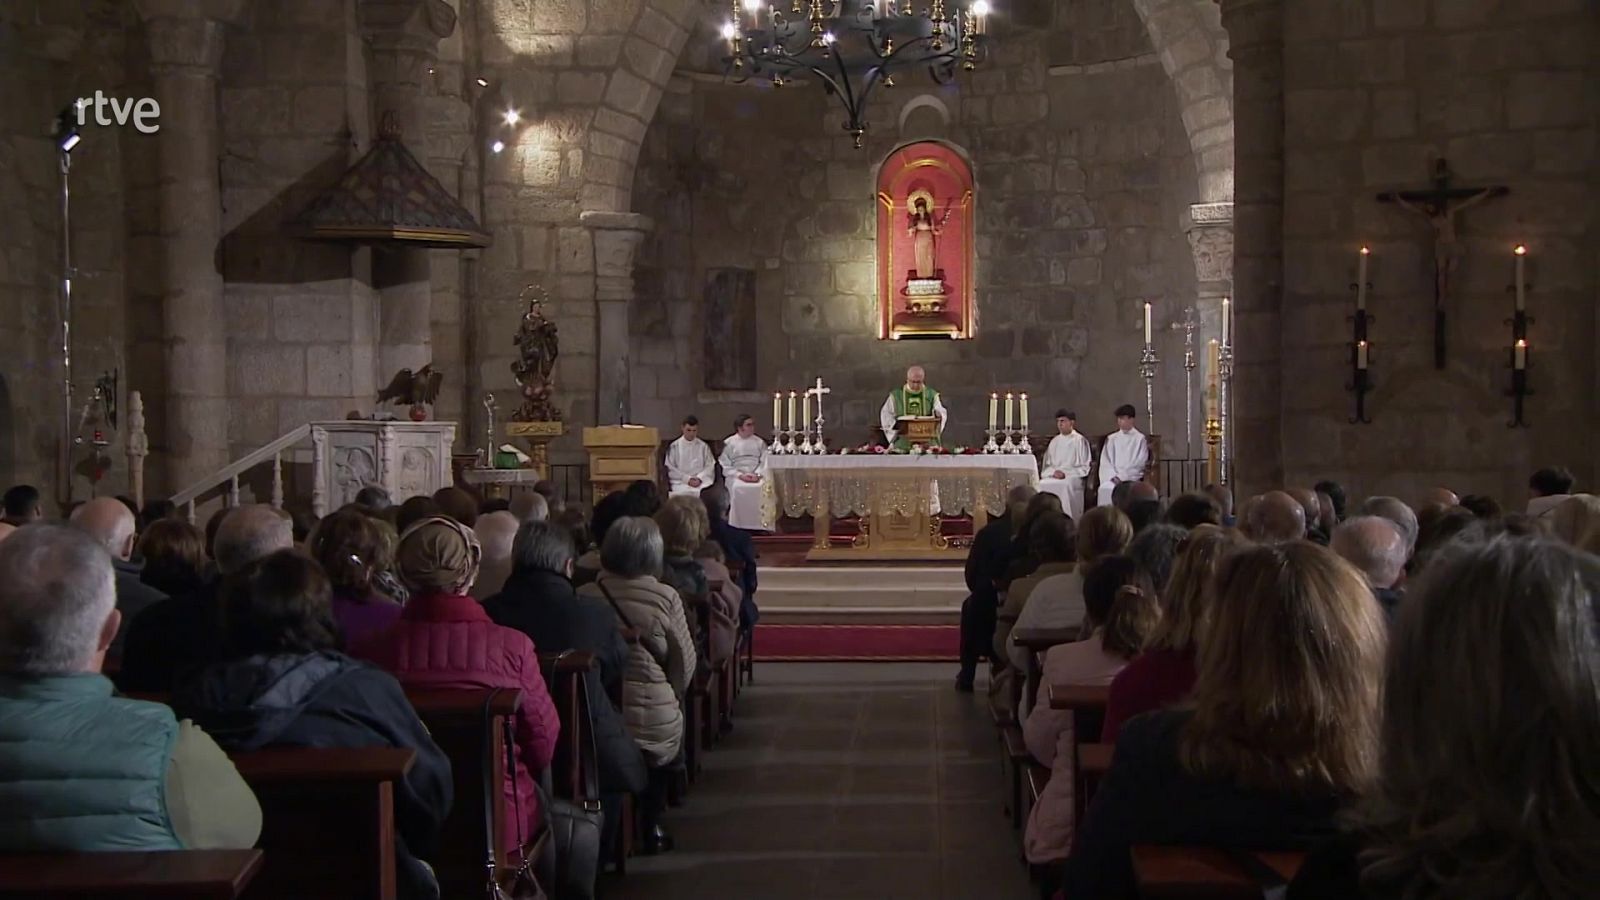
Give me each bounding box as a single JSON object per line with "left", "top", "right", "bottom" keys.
{"left": 484, "top": 519, "right": 649, "bottom": 858}
{"left": 68, "top": 498, "right": 170, "bottom": 657}
{"left": 957, "top": 484, "right": 1037, "bottom": 691}
{"left": 174, "top": 549, "right": 452, "bottom": 900}
{"left": 701, "top": 485, "right": 758, "bottom": 628}
{"left": 118, "top": 505, "right": 294, "bottom": 693}
{"left": 1064, "top": 542, "right": 1386, "bottom": 898}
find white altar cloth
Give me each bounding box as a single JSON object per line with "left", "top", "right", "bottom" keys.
{"left": 768, "top": 453, "right": 1039, "bottom": 518}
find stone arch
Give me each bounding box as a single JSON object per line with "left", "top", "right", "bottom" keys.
{"left": 1129, "top": 0, "right": 1234, "bottom": 205}
{"left": 896, "top": 93, "right": 953, "bottom": 136}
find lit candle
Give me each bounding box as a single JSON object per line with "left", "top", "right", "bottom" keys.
{"left": 801, "top": 390, "right": 810, "bottom": 432}
{"left": 788, "top": 391, "right": 796, "bottom": 432}
{"left": 1357, "top": 246, "right": 1370, "bottom": 311}
{"left": 1221, "top": 297, "right": 1230, "bottom": 346}
{"left": 1004, "top": 392, "right": 1014, "bottom": 430}
{"left": 989, "top": 392, "right": 998, "bottom": 431}
{"left": 773, "top": 392, "right": 781, "bottom": 431}
{"left": 1206, "top": 339, "right": 1220, "bottom": 418}
{"left": 742, "top": 0, "right": 761, "bottom": 28}
{"left": 1514, "top": 339, "right": 1527, "bottom": 370}
{"left": 1357, "top": 340, "right": 1369, "bottom": 370}
{"left": 1514, "top": 245, "right": 1527, "bottom": 312}
{"left": 1020, "top": 393, "right": 1028, "bottom": 428}
{"left": 1143, "top": 302, "right": 1153, "bottom": 346}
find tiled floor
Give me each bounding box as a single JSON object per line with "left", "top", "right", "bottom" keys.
{"left": 604, "top": 663, "right": 1035, "bottom": 900}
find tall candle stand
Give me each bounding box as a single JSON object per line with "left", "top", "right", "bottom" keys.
{"left": 1506, "top": 268, "right": 1534, "bottom": 429}
{"left": 1217, "top": 341, "right": 1233, "bottom": 485}
{"left": 1181, "top": 306, "right": 1197, "bottom": 459}
{"left": 1139, "top": 345, "right": 1160, "bottom": 439}
{"left": 1348, "top": 272, "right": 1374, "bottom": 425}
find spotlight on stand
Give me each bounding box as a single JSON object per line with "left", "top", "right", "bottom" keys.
{"left": 54, "top": 107, "right": 81, "bottom": 153}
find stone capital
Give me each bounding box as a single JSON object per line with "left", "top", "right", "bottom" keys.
{"left": 143, "top": 16, "right": 229, "bottom": 70}
{"left": 361, "top": 0, "right": 457, "bottom": 52}
{"left": 1218, "top": 0, "right": 1282, "bottom": 52}
{"left": 1186, "top": 225, "right": 1234, "bottom": 286}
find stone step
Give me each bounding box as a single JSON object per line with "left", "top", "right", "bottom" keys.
{"left": 757, "top": 565, "right": 967, "bottom": 625}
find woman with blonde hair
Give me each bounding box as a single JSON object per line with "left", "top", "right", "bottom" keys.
{"left": 1065, "top": 541, "right": 1386, "bottom": 898}
{"left": 655, "top": 495, "right": 711, "bottom": 603}
{"left": 1288, "top": 534, "right": 1600, "bottom": 899}
{"left": 1100, "top": 525, "right": 1245, "bottom": 742}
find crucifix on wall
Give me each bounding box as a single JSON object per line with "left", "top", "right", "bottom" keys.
{"left": 1377, "top": 158, "right": 1508, "bottom": 369}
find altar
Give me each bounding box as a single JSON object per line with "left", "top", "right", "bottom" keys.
{"left": 769, "top": 454, "right": 1039, "bottom": 561}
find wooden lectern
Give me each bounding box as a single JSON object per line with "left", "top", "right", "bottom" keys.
{"left": 897, "top": 416, "right": 941, "bottom": 446}
{"left": 583, "top": 425, "right": 660, "bottom": 498}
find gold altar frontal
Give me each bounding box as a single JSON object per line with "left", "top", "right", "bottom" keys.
{"left": 768, "top": 455, "right": 1040, "bottom": 562}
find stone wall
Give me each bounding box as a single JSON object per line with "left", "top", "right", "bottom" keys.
{"left": 630, "top": 0, "right": 1214, "bottom": 453}
{"left": 1271, "top": 0, "right": 1599, "bottom": 503}
{"left": 0, "top": 1, "right": 133, "bottom": 504}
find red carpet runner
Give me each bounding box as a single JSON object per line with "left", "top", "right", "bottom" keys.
{"left": 752, "top": 623, "right": 960, "bottom": 661}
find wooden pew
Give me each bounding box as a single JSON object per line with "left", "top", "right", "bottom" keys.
{"left": 0, "top": 849, "right": 263, "bottom": 899}
{"left": 1131, "top": 845, "right": 1306, "bottom": 899}
{"left": 999, "top": 723, "right": 1030, "bottom": 830}
{"left": 726, "top": 558, "right": 753, "bottom": 687}
{"left": 231, "top": 746, "right": 415, "bottom": 900}
{"left": 1013, "top": 626, "right": 1082, "bottom": 710}
{"left": 403, "top": 688, "right": 536, "bottom": 900}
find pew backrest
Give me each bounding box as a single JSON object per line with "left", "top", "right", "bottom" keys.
{"left": 1131, "top": 845, "right": 1306, "bottom": 899}
{"left": 0, "top": 849, "right": 264, "bottom": 900}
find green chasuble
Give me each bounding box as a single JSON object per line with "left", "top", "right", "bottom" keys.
{"left": 890, "top": 385, "right": 942, "bottom": 451}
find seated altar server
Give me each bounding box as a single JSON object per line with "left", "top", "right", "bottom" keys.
{"left": 1038, "top": 409, "right": 1092, "bottom": 521}
{"left": 1096, "top": 404, "right": 1149, "bottom": 508}
{"left": 666, "top": 415, "right": 716, "bottom": 497}
{"left": 880, "top": 365, "right": 949, "bottom": 451}
{"left": 718, "top": 414, "right": 773, "bottom": 531}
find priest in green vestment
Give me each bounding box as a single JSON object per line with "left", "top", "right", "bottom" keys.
{"left": 880, "top": 365, "right": 949, "bottom": 451}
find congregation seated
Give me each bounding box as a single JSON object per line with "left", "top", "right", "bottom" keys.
{"left": 508, "top": 490, "right": 549, "bottom": 524}
{"left": 956, "top": 484, "right": 1034, "bottom": 692}
{"left": 1288, "top": 488, "right": 1329, "bottom": 544}
{"left": 1127, "top": 523, "right": 1184, "bottom": 600}
{"left": 120, "top": 505, "right": 294, "bottom": 693}
{"left": 352, "top": 484, "right": 392, "bottom": 512}
{"left": 136, "top": 518, "right": 208, "bottom": 599}
{"left": 1288, "top": 533, "right": 1599, "bottom": 898}
{"left": 1101, "top": 526, "right": 1242, "bottom": 743}
{"left": 431, "top": 486, "right": 479, "bottom": 528}
{"left": 1411, "top": 504, "right": 1476, "bottom": 573}
{"left": 307, "top": 508, "right": 403, "bottom": 647}
{"left": 576, "top": 516, "right": 697, "bottom": 854}
{"left": 1458, "top": 492, "right": 1501, "bottom": 519}
{"left": 656, "top": 495, "right": 711, "bottom": 603}
{"left": 69, "top": 497, "right": 168, "bottom": 656}
{"left": 1023, "top": 565, "right": 1157, "bottom": 864}
{"left": 470, "top": 509, "right": 521, "bottom": 600}
{"left": 1005, "top": 506, "right": 1134, "bottom": 673}
{"left": 1359, "top": 496, "right": 1418, "bottom": 561}
{"left": 0, "top": 525, "right": 262, "bottom": 854}
{"left": 1203, "top": 482, "right": 1236, "bottom": 527}
{"left": 702, "top": 484, "right": 759, "bottom": 628}
{"left": 693, "top": 540, "right": 743, "bottom": 667}
{"left": 1164, "top": 492, "right": 1222, "bottom": 530}
{"left": 1331, "top": 516, "right": 1408, "bottom": 623}
{"left": 1548, "top": 493, "right": 1600, "bottom": 553}
{"left": 351, "top": 516, "right": 560, "bottom": 856}
{"left": 575, "top": 490, "right": 655, "bottom": 587}
{"left": 994, "top": 512, "right": 1075, "bottom": 670}
{"left": 1003, "top": 492, "right": 1065, "bottom": 586}
{"left": 396, "top": 495, "right": 442, "bottom": 533}
{"left": 484, "top": 519, "right": 647, "bottom": 797}
{"left": 0, "top": 483, "right": 44, "bottom": 528}
{"left": 1064, "top": 541, "right": 1386, "bottom": 898}
{"left": 1524, "top": 465, "right": 1575, "bottom": 518}
{"left": 172, "top": 549, "right": 452, "bottom": 900}
{"left": 1245, "top": 490, "right": 1308, "bottom": 543}
{"left": 1125, "top": 497, "right": 1166, "bottom": 534}
{"left": 625, "top": 478, "right": 664, "bottom": 517}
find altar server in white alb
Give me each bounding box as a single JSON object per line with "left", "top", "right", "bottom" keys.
{"left": 1096, "top": 404, "right": 1149, "bottom": 507}
{"left": 1038, "top": 409, "right": 1092, "bottom": 520}
{"left": 719, "top": 413, "right": 774, "bottom": 531}
{"left": 666, "top": 415, "right": 716, "bottom": 496}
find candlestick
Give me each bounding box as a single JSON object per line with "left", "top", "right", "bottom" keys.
{"left": 1514, "top": 339, "right": 1526, "bottom": 370}
{"left": 1143, "top": 302, "right": 1153, "bottom": 346}
{"left": 788, "top": 391, "right": 796, "bottom": 435}
{"left": 1019, "top": 393, "right": 1028, "bottom": 429}
{"left": 988, "top": 392, "right": 997, "bottom": 431}
{"left": 1139, "top": 345, "right": 1159, "bottom": 439}
{"left": 773, "top": 392, "right": 781, "bottom": 432}
{"left": 1357, "top": 246, "right": 1370, "bottom": 311}
{"left": 801, "top": 391, "right": 810, "bottom": 436}
{"left": 1514, "top": 245, "right": 1527, "bottom": 312}
{"left": 1220, "top": 297, "right": 1230, "bottom": 347}
{"left": 1004, "top": 392, "right": 1014, "bottom": 430}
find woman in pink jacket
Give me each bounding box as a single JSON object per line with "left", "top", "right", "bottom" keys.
{"left": 354, "top": 516, "right": 561, "bottom": 854}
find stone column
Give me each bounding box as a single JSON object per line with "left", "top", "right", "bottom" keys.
{"left": 580, "top": 211, "right": 653, "bottom": 424}
{"left": 138, "top": 2, "right": 242, "bottom": 493}
{"left": 362, "top": 0, "right": 456, "bottom": 381}
{"left": 1219, "top": 0, "right": 1284, "bottom": 495}
{"left": 1185, "top": 200, "right": 1233, "bottom": 465}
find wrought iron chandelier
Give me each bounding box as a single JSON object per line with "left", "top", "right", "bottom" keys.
{"left": 720, "top": 1, "right": 993, "bottom": 148}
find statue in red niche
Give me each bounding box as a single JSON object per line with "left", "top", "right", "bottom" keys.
{"left": 876, "top": 141, "right": 974, "bottom": 340}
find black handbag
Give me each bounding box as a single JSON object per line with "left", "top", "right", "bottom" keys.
{"left": 530, "top": 651, "right": 606, "bottom": 900}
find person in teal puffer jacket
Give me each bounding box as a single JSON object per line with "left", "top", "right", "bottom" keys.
{"left": 0, "top": 525, "right": 261, "bottom": 852}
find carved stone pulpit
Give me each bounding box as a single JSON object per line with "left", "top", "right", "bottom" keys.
{"left": 311, "top": 420, "right": 457, "bottom": 516}
{"left": 583, "top": 425, "right": 659, "bottom": 498}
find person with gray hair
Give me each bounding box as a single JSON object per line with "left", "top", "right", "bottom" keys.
{"left": 0, "top": 525, "right": 261, "bottom": 852}
{"left": 576, "top": 516, "right": 697, "bottom": 854}
{"left": 470, "top": 510, "right": 521, "bottom": 600}
{"left": 509, "top": 490, "right": 549, "bottom": 524}
{"left": 1360, "top": 496, "right": 1420, "bottom": 558}
{"left": 118, "top": 504, "right": 294, "bottom": 692}
{"left": 485, "top": 520, "right": 648, "bottom": 814}
{"left": 69, "top": 497, "right": 168, "bottom": 656}
{"left": 1247, "top": 491, "right": 1308, "bottom": 544}
{"left": 1332, "top": 516, "right": 1408, "bottom": 622}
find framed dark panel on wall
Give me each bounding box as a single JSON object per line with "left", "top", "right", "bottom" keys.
{"left": 703, "top": 268, "right": 757, "bottom": 390}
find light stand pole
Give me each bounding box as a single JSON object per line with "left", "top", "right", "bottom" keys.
{"left": 54, "top": 107, "right": 81, "bottom": 505}
{"left": 1140, "top": 347, "right": 1159, "bottom": 441}
{"left": 1181, "top": 306, "right": 1197, "bottom": 459}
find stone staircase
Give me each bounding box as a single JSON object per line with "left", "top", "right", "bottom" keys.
{"left": 757, "top": 565, "right": 968, "bottom": 625}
